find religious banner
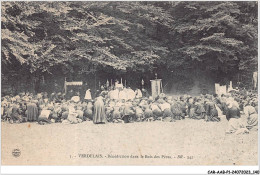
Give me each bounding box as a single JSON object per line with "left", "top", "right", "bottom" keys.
{"left": 219, "top": 85, "right": 227, "bottom": 95}
{"left": 65, "top": 82, "right": 83, "bottom": 86}
{"left": 215, "top": 83, "right": 227, "bottom": 95}
{"left": 150, "top": 79, "right": 162, "bottom": 99}
{"left": 64, "top": 80, "right": 83, "bottom": 94}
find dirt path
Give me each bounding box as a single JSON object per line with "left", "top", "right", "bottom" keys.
{"left": 1, "top": 117, "right": 258, "bottom": 165}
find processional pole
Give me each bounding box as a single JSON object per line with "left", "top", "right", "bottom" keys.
{"left": 94, "top": 72, "right": 96, "bottom": 92}
{"left": 64, "top": 77, "right": 67, "bottom": 94}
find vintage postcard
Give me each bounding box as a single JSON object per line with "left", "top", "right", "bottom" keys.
{"left": 1, "top": 1, "right": 258, "bottom": 169}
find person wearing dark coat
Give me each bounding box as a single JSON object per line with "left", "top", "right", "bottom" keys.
{"left": 26, "top": 100, "right": 39, "bottom": 122}
{"left": 191, "top": 98, "right": 205, "bottom": 120}
{"left": 171, "top": 100, "right": 182, "bottom": 120}
{"left": 226, "top": 105, "right": 241, "bottom": 121}
{"left": 187, "top": 97, "right": 195, "bottom": 118}
{"left": 205, "top": 99, "right": 220, "bottom": 122}
{"left": 179, "top": 96, "right": 187, "bottom": 119}
{"left": 93, "top": 96, "right": 106, "bottom": 124}
{"left": 141, "top": 88, "right": 150, "bottom": 98}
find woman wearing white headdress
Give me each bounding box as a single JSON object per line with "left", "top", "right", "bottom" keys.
{"left": 84, "top": 89, "right": 92, "bottom": 101}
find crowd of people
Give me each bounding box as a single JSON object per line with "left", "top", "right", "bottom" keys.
{"left": 1, "top": 84, "right": 258, "bottom": 134}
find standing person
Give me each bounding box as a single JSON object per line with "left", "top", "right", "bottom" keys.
{"left": 81, "top": 82, "right": 88, "bottom": 101}
{"left": 135, "top": 88, "right": 142, "bottom": 99}
{"left": 26, "top": 99, "right": 39, "bottom": 122}
{"left": 84, "top": 89, "right": 92, "bottom": 102}
{"left": 100, "top": 86, "right": 108, "bottom": 98}
{"left": 93, "top": 96, "right": 106, "bottom": 124}
{"left": 115, "top": 79, "right": 119, "bottom": 88}
{"left": 95, "top": 89, "right": 101, "bottom": 98}
{"left": 141, "top": 88, "right": 150, "bottom": 98}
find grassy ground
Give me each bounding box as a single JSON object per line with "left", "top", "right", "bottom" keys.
{"left": 1, "top": 115, "right": 258, "bottom": 165}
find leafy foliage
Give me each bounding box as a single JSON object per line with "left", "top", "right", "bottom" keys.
{"left": 167, "top": 1, "right": 257, "bottom": 75}
{"left": 1, "top": 1, "right": 258, "bottom": 88}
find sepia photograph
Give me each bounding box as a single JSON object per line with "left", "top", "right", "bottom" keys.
{"left": 1, "top": 0, "right": 258, "bottom": 170}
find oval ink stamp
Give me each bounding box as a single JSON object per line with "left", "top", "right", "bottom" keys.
{"left": 12, "top": 149, "right": 21, "bottom": 158}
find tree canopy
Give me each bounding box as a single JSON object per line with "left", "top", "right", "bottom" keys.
{"left": 1, "top": 1, "right": 258, "bottom": 89}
